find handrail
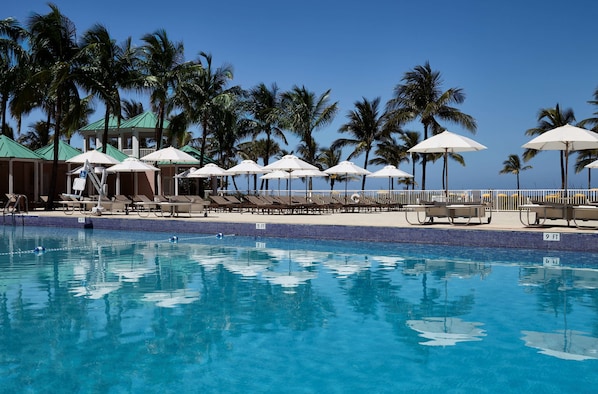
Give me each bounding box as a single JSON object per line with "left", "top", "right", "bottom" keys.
{"left": 216, "top": 188, "right": 598, "bottom": 212}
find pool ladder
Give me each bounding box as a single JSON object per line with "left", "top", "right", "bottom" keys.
{"left": 3, "top": 194, "right": 29, "bottom": 225}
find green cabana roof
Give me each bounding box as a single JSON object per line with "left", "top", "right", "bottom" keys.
{"left": 79, "top": 115, "right": 120, "bottom": 132}
{"left": 96, "top": 144, "right": 129, "bottom": 161}
{"left": 35, "top": 140, "right": 81, "bottom": 161}
{"left": 179, "top": 145, "right": 217, "bottom": 164}
{"left": 0, "top": 135, "right": 43, "bottom": 159}
{"left": 120, "top": 111, "right": 169, "bottom": 129}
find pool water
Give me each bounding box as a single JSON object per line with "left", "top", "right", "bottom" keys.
{"left": 1, "top": 226, "right": 597, "bottom": 393}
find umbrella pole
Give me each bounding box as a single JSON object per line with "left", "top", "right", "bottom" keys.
{"left": 289, "top": 171, "right": 293, "bottom": 206}
{"left": 565, "top": 146, "right": 570, "bottom": 225}
{"left": 344, "top": 173, "right": 348, "bottom": 204}
{"left": 445, "top": 150, "right": 449, "bottom": 199}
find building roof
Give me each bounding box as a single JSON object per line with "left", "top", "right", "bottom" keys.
{"left": 0, "top": 135, "right": 43, "bottom": 159}
{"left": 35, "top": 140, "right": 81, "bottom": 161}
{"left": 96, "top": 144, "right": 129, "bottom": 161}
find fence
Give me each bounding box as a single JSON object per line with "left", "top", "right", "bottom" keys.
{"left": 225, "top": 188, "right": 598, "bottom": 212}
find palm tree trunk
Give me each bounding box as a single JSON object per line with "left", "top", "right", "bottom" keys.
{"left": 101, "top": 107, "right": 110, "bottom": 153}
{"left": 361, "top": 151, "right": 370, "bottom": 190}
{"left": 421, "top": 123, "right": 428, "bottom": 190}
{"left": 46, "top": 96, "right": 62, "bottom": 210}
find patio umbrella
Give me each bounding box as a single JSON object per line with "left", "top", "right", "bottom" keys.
{"left": 261, "top": 170, "right": 294, "bottom": 195}
{"left": 324, "top": 161, "right": 371, "bottom": 203}
{"left": 66, "top": 150, "right": 120, "bottom": 165}
{"left": 189, "top": 163, "right": 227, "bottom": 177}
{"left": 408, "top": 130, "right": 487, "bottom": 198}
{"left": 292, "top": 169, "right": 329, "bottom": 198}
{"left": 366, "top": 165, "right": 413, "bottom": 194}
{"left": 264, "top": 155, "right": 319, "bottom": 204}
{"left": 107, "top": 157, "right": 159, "bottom": 196}
{"left": 66, "top": 150, "right": 119, "bottom": 210}
{"left": 140, "top": 147, "right": 199, "bottom": 195}
{"left": 226, "top": 159, "right": 268, "bottom": 194}
{"left": 523, "top": 124, "right": 598, "bottom": 197}
{"left": 140, "top": 146, "right": 200, "bottom": 163}
{"left": 188, "top": 163, "right": 228, "bottom": 195}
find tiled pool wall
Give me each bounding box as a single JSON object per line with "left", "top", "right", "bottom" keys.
{"left": 5, "top": 214, "right": 598, "bottom": 252}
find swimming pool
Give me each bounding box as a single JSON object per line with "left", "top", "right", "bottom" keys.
{"left": 1, "top": 226, "right": 597, "bottom": 393}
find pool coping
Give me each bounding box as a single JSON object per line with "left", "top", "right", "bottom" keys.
{"left": 6, "top": 214, "right": 598, "bottom": 253}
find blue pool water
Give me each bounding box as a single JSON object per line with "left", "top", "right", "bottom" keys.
{"left": 1, "top": 226, "right": 597, "bottom": 393}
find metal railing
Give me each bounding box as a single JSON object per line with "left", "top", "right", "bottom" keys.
{"left": 122, "top": 148, "right": 155, "bottom": 158}
{"left": 218, "top": 188, "right": 598, "bottom": 211}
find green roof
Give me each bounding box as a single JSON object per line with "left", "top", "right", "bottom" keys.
{"left": 180, "top": 145, "right": 217, "bottom": 164}
{"left": 79, "top": 115, "right": 120, "bottom": 132}
{"left": 96, "top": 144, "right": 129, "bottom": 161}
{"left": 0, "top": 135, "right": 43, "bottom": 159}
{"left": 35, "top": 140, "right": 81, "bottom": 161}
{"left": 120, "top": 111, "right": 169, "bottom": 130}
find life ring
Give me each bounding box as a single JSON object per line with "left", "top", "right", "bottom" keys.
{"left": 351, "top": 193, "right": 360, "bottom": 203}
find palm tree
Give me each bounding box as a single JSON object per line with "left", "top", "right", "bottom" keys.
{"left": 318, "top": 146, "right": 342, "bottom": 190}
{"left": 370, "top": 131, "right": 423, "bottom": 191}
{"left": 27, "top": 4, "right": 82, "bottom": 209}
{"left": 121, "top": 98, "right": 144, "bottom": 119}
{"left": 246, "top": 83, "right": 287, "bottom": 165}
{"left": 386, "top": 61, "right": 476, "bottom": 189}
{"left": 332, "top": 97, "right": 388, "bottom": 190}
{"left": 281, "top": 85, "right": 338, "bottom": 165}
{"left": 17, "top": 120, "right": 51, "bottom": 150}
{"left": 0, "top": 17, "right": 28, "bottom": 137}
{"left": 399, "top": 131, "right": 421, "bottom": 190}
{"left": 186, "top": 52, "right": 236, "bottom": 168}
{"left": 524, "top": 103, "right": 575, "bottom": 189}
{"left": 78, "top": 24, "right": 138, "bottom": 153}
{"left": 499, "top": 154, "right": 531, "bottom": 189}
{"left": 574, "top": 150, "right": 598, "bottom": 189}
{"left": 139, "top": 29, "right": 193, "bottom": 149}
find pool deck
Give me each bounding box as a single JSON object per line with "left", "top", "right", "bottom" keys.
{"left": 5, "top": 208, "right": 598, "bottom": 252}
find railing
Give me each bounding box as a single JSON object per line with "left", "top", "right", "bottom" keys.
{"left": 122, "top": 148, "right": 155, "bottom": 158}
{"left": 219, "top": 188, "right": 598, "bottom": 211}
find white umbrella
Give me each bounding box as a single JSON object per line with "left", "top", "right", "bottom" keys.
{"left": 189, "top": 163, "right": 227, "bottom": 177}
{"left": 524, "top": 124, "right": 598, "bottom": 196}
{"left": 408, "top": 130, "right": 487, "bottom": 197}
{"left": 107, "top": 157, "right": 158, "bottom": 173}
{"left": 140, "top": 147, "right": 199, "bottom": 195}
{"left": 66, "top": 150, "right": 120, "bottom": 165}
{"left": 263, "top": 154, "right": 318, "bottom": 171}
{"left": 585, "top": 159, "right": 598, "bottom": 169}
{"left": 292, "top": 169, "right": 328, "bottom": 198}
{"left": 261, "top": 170, "right": 295, "bottom": 180}
{"left": 174, "top": 167, "right": 197, "bottom": 178}
{"left": 367, "top": 165, "right": 413, "bottom": 194}
{"left": 260, "top": 170, "right": 294, "bottom": 195}
{"left": 226, "top": 160, "right": 268, "bottom": 194}
{"left": 188, "top": 163, "right": 228, "bottom": 195}
{"left": 107, "top": 158, "right": 159, "bottom": 196}
{"left": 324, "top": 161, "right": 371, "bottom": 203}
{"left": 264, "top": 155, "right": 318, "bottom": 203}
{"left": 140, "top": 146, "right": 199, "bottom": 163}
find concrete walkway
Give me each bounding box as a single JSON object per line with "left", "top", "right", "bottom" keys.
{"left": 23, "top": 207, "right": 597, "bottom": 234}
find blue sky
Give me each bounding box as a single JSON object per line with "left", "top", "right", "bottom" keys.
{"left": 6, "top": 0, "right": 598, "bottom": 191}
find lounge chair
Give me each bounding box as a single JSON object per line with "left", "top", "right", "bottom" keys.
{"left": 157, "top": 195, "right": 193, "bottom": 217}
{"left": 572, "top": 204, "right": 598, "bottom": 229}
{"left": 112, "top": 195, "right": 132, "bottom": 214}
{"left": 209, "top": 195, "right": 235, "bottom": 211}
{"left": 131, "top": 195, "right": 159, "bottom": 217}
{"left": 519, "top": 201, "right": 572, "bottom": 227}
{"left": 405, "top": 200, "right": 491, "bottom": 225}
